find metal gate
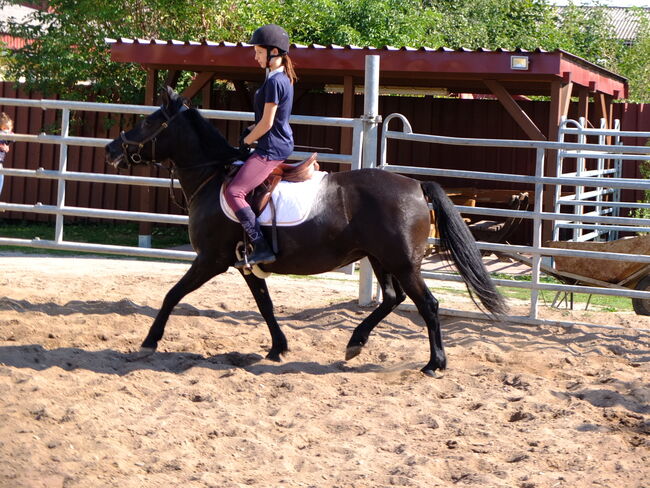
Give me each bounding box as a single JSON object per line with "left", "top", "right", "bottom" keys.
{"left": 374, "top": 112, "right": 650, "bottom": 329}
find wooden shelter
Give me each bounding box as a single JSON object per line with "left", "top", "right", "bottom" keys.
{"left": 106, "top": 39, "right": 629, "bottom": 242}
{"left": 107, "top": 39, "right": 627, "bottom": 143}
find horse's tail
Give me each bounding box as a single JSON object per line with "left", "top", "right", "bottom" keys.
{"left": 421, "top": 181, "right": 508, "bottom": 317}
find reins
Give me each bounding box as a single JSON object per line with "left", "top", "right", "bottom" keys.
{"left": 156, "top": 160, "right": 223, "bottom": 212}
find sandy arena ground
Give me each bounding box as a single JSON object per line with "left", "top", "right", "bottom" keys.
{"left": 0, "top": 254, "right": 648, "bottom": 488}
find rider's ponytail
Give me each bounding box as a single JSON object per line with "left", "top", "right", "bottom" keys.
{"left": 282, "top": 55, "right": 297, "bottom": 85}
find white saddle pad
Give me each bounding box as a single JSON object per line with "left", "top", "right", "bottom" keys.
{"left": 220, "top": 171, "right": 328, "bottom": 226}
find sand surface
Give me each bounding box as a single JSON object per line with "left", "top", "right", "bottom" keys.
{"left": 0, "top": 254, "right": 648, "bottom": 488}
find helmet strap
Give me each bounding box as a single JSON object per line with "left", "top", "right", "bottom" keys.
{"left": 265, "top": 46, "right": 285, "bottom": 69}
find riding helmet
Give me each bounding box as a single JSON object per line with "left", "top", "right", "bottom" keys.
{"left": 249, "top": 24, "right": 290, "bottom": 54}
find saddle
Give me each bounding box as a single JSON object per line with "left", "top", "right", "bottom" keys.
{"left": 243, "top": 152, "right": 319, "bottom": 215}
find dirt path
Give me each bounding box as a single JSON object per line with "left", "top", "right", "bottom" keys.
{"left": 0, "top": 255, "right": 648, "bottom": 487}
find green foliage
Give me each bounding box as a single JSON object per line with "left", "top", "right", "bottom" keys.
{"left": 0, "top": 0, "right": 648, "bottom": 103}
{"left": 618, "top": 9, "right": 650, "bottom": 103}
{"left": 0, "top": 0, "right": 250, "bottom": 101}
{"left": 552, "top": 3, "right": 620, "bottom": 70}
{"left": 0, "top": 220, "right": 189, "bottom": 254}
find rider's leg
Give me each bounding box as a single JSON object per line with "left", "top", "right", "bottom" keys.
{"left": 225, "top": 153, "right": 282, "bottom": 267}
{"left": 234, "top": 206, "right": 276, "bottom": 266}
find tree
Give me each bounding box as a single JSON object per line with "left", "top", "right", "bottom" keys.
{"left": 0, "top": 0, "right": 249, "bottom": 101}
{"left": 0, "top": 0, "right": 647, "bottom": 102}
{"left": 618, "top": 9, "right": 650, "bottom": 103}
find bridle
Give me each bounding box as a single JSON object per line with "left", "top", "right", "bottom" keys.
{"left": 119, "top": 104, "right": 188, "bottom": 164}
{"left": 117, "top": 102, "right": 235, "bottom": 212}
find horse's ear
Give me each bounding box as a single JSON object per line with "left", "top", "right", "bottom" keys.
{"left": 160, "top": 86, "right": 177, "bottom": 108}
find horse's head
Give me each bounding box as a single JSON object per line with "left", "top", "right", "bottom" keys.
{"left": 105, "top": 86, "right": 189, "bottom": 170}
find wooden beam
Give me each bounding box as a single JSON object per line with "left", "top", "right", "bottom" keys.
{"left": 293, "top": 85, "right": 310, "bottom": 105}
{"left": 484, "top": 79, "right": 546, "bottom": 141}
{"left": 543, "top": 80, "right": 574, "bottom": 243}
{"left": 144, "top": 68, "right": 158, "bottom": 105}
{"left": 577, "top": 86, "right": 590, "bottom": 124}
{"left": 181, "top": 72, "right": 215, "bottom": 100}
{"left": 594, "top": 93, "right": 613, "bottom": 130}
{"left": 201, "top": 80, "right": 213, "bottom": 109}
{"left": 559, "top": 81, "right": 573, "bottom": 121}
{"left": 548, "top": 81, "right": 566, "bottom": 142}
{"left": 164, "top": 70, "right": 181, "bottom": 90}
{"left": 233, "top": 81, "right": 253, "bottom": 112}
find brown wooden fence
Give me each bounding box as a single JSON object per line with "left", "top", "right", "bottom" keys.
{"left": 1, "top": 81, "right": 648, "bottom": 244}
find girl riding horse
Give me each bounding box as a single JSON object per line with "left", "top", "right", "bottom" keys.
{"left": 224, "top": 24, "right": 298, "bottom": 268}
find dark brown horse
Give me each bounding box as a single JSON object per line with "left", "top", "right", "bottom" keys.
{"left": 105, "top": 87, "right": 507, "bottom": 376}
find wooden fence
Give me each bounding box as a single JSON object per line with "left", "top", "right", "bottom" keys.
{"left": 1, "top": 81, "right": 647, "bottom": 244}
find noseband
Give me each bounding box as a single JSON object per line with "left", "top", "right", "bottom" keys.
{"left": 120, "top": 104, "right": 188, "bottom": 164}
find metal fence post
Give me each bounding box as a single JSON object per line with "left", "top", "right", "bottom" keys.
{"left": 351, "top": 119, "right": 364, "bottom": 171}
{"left": 54, "top": 108, "right": 70, "bottom": 243}
{"left": 358, "top": 55, "right": 380, "bottom": 306}
{"left": 530, "top": 147, "right": 546, "bottom": 319}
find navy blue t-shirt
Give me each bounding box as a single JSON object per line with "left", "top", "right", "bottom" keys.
{"left": 253, "top": 70, "right": 294, "bottom": 161}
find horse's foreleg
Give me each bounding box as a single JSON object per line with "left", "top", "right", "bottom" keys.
{"left": 138, "top": 259, "right": 225, "bottom": 356}
{"left": 241, "top": 272, "right": 288, "bottom": 361}
{"left": 345, "top": 259, "right": 406, "bottom": 361}
{"left": 395, "top": 270, "right": 446, "bottom": 376}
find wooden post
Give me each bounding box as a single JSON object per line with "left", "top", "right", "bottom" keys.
{"left": 201, "top": 80, "right": 213, "bottom": 109}
{"left": 233, "top": 81, "right": 254, "bottom": 112}
{"left": 340, "top": 75, "right": 355, "bottom": 170}
{"left": 577, "top": 86, "right": 590, "bottom": 123}
{"left": 164, "top": 70, "right": 181, "bottom": 90}
{"left": 544, "top": 80, "right": 573, "bottom": 243}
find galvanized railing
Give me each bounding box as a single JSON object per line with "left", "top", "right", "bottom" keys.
{"left": 0, "top": 98, "right": 365, "bottom": 260}
{"left": 377, "top": 112, "right": 650, "bottom": 328}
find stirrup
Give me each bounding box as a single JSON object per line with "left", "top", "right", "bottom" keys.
{"left": 234, "top": 241, "right": 275, "bottom": 269}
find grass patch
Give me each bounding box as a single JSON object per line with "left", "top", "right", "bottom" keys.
{"left": 0, "top": 220, "right": 189, "bottom": 256}
{"left": 0, "top": 221, "right": 637, "bottom": 313}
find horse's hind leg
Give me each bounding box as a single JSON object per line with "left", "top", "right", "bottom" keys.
{"left": 345, "top": 258, "right": 407, "bottom": 361}
{"left": 241, "top": 272, "right": 288, "bottom": 361}
{"left": 394, "top": 269, "right": 446, "bottom": 376}
{"left": 138, "top": 259, "right": 225, "bottom": 356}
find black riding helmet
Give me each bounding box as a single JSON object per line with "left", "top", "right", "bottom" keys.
{"left": 249, "top": 24, "right": 290, "bottom": 67}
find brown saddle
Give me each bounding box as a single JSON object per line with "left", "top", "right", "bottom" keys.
{"left": 245, "top": 152, "right": 319, "bottom": 215}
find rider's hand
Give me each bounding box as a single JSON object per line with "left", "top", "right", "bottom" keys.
{"left": 239, "top": 126, "right": 252, "bottom": 148}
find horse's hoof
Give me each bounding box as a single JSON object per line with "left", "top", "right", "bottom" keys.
{"left": 128, "top": 347, "right": 156, "bottom": 361}
{"left": 265, "top": 351, "right": 285, "bottom": 362}
{"left": 420, "top": 367, "right": 441, "bottom": 378}
{"left": 345, "top": 345, "right": 363, "bottom": 361}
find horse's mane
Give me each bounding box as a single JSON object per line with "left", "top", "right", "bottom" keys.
{"left": 185, "top": 108, "right": 242, "bottom": 165}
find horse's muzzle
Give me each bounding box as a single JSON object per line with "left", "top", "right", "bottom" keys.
{"left": 105, "top": 142, "right": 129, "bottom": 170}
{"left": 105, "top": 150, "right": 129, "bottom": 170}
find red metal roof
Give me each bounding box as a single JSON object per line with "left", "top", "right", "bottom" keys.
{"left": 0, "top": 34, "right": 28, "bottom": 49}
{"left": 106, "top": 38, "right": 627, "bottom": 98}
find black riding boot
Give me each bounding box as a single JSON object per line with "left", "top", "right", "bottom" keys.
{"left": 234, "top": 207, "right": 276, "bottom": 268}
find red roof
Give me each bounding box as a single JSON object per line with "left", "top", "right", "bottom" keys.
{"left": 106, "top": 38, "right": 627, "bottom": 98}
{"left": 0, "top": 34, "right": 29, "bottom": 50}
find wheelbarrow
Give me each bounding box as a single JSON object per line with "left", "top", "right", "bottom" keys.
{"left": 501, "top": 235, "right": 650, "bottom": 316}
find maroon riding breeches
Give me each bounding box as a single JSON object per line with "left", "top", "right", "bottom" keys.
{"left": 224, "top": 152, "right": 284, "bottom": 213}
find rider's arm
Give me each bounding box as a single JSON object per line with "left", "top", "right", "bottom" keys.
{"left": 243, "top": 102, "right": 277, "bottom": 146}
